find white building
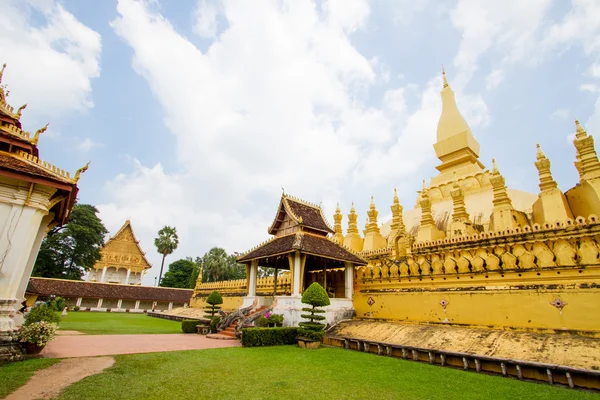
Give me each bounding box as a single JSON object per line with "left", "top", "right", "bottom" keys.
{"left": 0, "top": 64, "right": 86, "bottom": 361}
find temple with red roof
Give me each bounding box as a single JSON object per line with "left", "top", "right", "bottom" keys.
{"left": 235, "top": 193, "right": 367, "bottom": 326}
{"left": 0, "top": 63, "right": 88, "bottom": 361}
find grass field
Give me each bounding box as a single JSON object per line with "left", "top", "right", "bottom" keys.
{"left": 59, "top": 312, "right": 182, "bottom": 335}
{"left": 0, "top": 358, "right": 59, "bottom": 398}
{"left": 56, "top": 346, "right": 597, "bottom": 400}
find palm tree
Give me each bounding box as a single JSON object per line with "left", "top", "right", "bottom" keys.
{"left": 154, "top": 226, "right": 179, "bottom": 286}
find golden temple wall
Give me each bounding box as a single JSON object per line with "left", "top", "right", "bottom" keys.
{"left": 191, "top": 216, "right": 600, "bottom": 336}
{"left": 191, "top": 275, "right": 292, "bottom": 311}
{"left": 356, "top": 216, "right": 600, "bottom": 336}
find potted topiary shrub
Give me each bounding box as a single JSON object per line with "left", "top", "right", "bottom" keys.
{"left": 18, "top": 321, "right": 58, "bottom": 355}
{"left": 297, "top": 282, "right": 330, "bottom": 349}
{"left": 204, "top": 291, "right": 223, "bottom": 333}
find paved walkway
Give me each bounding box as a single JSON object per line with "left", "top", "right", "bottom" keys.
{"left": 41, "top": 334, "right": 241, "bottom": 358}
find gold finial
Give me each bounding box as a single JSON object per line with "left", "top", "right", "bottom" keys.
{"left": 32, "top": 123, "right": 49, "bottom": 145}
{"left": 350, "top": 201, "right": 355, "bottom": 211}
{"left": 575, "top": 119, "right": 587, "bottom": 139}
{"left": 370, "top": 196, "right": 375, "bottom": 207}
{"left": 0, "top": 63, "right": 6, "bottom": 84}
{"left": 336, "top": 202, "right": 341, "bottom": 212}
{"left": 536, "top": 143, "right": 546, "bottom": 161}
{"left": 422, "top": 179, "right": 426, "bottom": 190}
{"left": 16, "top": 104, "right": 27, "bottom": 118}
{"left": 442, "top": 65, "right": 448, "bottom": 88}
{"left": 74, "top": 161, "right": 90, "bottom": 182}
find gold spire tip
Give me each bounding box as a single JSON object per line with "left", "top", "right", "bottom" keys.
{"left": 442, "top": 65, "right": 448, "bottom": 88}
{"left": 575, "top": 119, "right": 587, "bottom": 139}
{"left": 492, "top": 158, "right": 499, "bottom": 174}
{"left": 536, "top": 143, "right": 546, "bottom": 160}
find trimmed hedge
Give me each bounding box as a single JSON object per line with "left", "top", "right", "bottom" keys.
{"left": 181, "top": 319, "right": 202, "bottom": 333}
{"left": 241, "top": 327, "right": 299, "bottom": 347}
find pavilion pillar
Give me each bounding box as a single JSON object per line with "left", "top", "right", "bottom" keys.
{"left": 345, "top": 262, "right": 354, "bottom": 299}
{"left": 117, "top": 299, "right": 123, "bottom": 309}
{"left": 97, "top": 298, "right": 103, "bottom": 308}
{"left": 134, "top": 300, "right": 140, "bottom": 310}
{"left": 76, "top": 297, "right": 83, "bottom": 307}
{"left": 273, "top": 268, "right": 278, "bottom": 296}
{"left": 292, "top": 252, "right": 301, "bottom": 296}
{"left": 248, "top": 260, "right": 258, "bottom": 297}
{"left": 168, "top": 302, "right": 173, "bottom": 310}
{"left": 125, "top": 269, "right": 131, "bottom": 284}
{"left": 100, "top": 267, "right": 107, "bottom": 282}
{"left": 323, "top": 265, "right": 327, "bottom": 293}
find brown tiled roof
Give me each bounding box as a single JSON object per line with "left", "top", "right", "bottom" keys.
{"left": 237, "top": 232, "right": 366, "bottom": 265}
{"left": 0, "top": 152, "right": 75, "bottom": 185}
{"left": 268, "top": 194, "right": 334, "bottom": 235}
{"left": 26, "top": 278, "right": 193, "bottom": 303}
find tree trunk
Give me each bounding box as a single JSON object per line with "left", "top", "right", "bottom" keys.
{"left": 158, "top": 253, "right": 167, "bottom": 286}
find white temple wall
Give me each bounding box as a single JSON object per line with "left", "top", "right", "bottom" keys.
{"left": 0, "top": 178, "right": 55, "bottom": 331}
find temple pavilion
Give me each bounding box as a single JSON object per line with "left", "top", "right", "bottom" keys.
{"left": 85, "top": 220, "right": 152, "bottom": 285}
{"left": 0, "top": 63, "right": 87, "bottom": 361}
{"left": 236, "top": 194, "right": 366, "bottom": 326}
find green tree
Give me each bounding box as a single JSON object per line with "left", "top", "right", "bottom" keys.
{"left": 33, "top": 204, "right": 108, "bottom": 280}
{"left": 298, "top": 282, "right": 330, "bottom": 342}
{"left": 200, "top": 247, "right": 246, "bottom": 282}
{"left": 154, "top": 226, "right": 179, "bottom": 286}
{"left": 160, "top": 258, "right": 198, "bottom": 289}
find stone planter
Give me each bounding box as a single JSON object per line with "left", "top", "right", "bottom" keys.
{"left": 297, "top": 338, "right": 320, "bottom": 349}
{"left": 24, "top": 343, "right": 45, "bottom": 355}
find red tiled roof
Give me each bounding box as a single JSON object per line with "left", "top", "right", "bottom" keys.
{"left": 237, "top": 232, "right": 366, "bottom": 265}
{"left": 26, "top": 278, "right": 193, "bottom": 303}
{"left": 0, "top": 152, "right": 74, "bottom": 185}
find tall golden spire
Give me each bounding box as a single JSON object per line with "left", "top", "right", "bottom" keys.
{"left": 431, "top": 68, "right": 485, "bottom": 186}
{"left": 416, "top": 182, "right": 445, "bottom": 242}
{"left": 347, "top": 202, "right": 358, "bottom": 235}
{"left": 390, "top": 188, "right": 406, "bottom": 234}
{"left": 363, "top": 196, "right": 386, "bottom": 251}
{"left": 533, "top": 144, "right": 574, "bottom": 224}
{"left": 490, "top": 158, "right": 512, "bottom": 209}
{"left": 332, "top": 203, "right": 344, "bottom": 244}
{"left": 450, "top": 172, "right": 470, "bottom": 222}
{"left": 343, "top": 202, "right": 364, "bottom": 252}
{"left": 572, "top": 119, "right": 600, "bottom": 181}
{"left": 535, "top": 144, "right": 558, "bottom": 192}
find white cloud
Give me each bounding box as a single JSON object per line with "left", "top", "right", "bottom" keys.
{"left": 581, "top": 83, "right": 600, "bottom": 93}
{"left": 103, "top": 0, "right": 479, "bottom": 284}
{"left": 0, "top": 0, "right": 101, "bottom": 125}
{"left": 551, "top": 108, "right": 570, "bottom": 120}
{"left": 78, "top": 137, "right": 105, "bottom": 153}
{"left": 485, "top": 69, "right": 505, "bottom": 90}
{"left": 193, "top": 0, "right": 219, "bottom": 37}
{"left": 450, "top": 0, "right": 552, "bottom": 88}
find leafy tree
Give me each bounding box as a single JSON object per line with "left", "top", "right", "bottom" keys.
{"left": 200, "top": 247, "right": 246, "bottom": 282}
{"left": 154, "top": 226, "right": 179, "bottom": 286}
{"left": 33, "top": 204, "right": 108, "bottom": 280}
{"left": 204, "top": 291, "right": 223, "bottom": 335}
{"left": 160, "top": 258, "right": 198, "bottom": 289}
{"left": 298, "top": 282, "right": 330, "bottom": 342}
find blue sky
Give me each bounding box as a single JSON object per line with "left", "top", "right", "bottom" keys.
{"left": 1, "top": 0, "right": 600, "bottom": 285}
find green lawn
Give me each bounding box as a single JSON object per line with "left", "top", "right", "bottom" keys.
{"left": 59, "top": 312, "right": 182, "bottom": 335}
{"left": 0, "top": 358, "right": 59, "bottom": 398}
{"left": 56, "top": 346, "right": 598, "bottom": 400}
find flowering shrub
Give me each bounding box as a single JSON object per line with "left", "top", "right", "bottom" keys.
{"left": 257, "top": 312, "right": 284, "bottom": 327}
{"left": 18, "top": 321, "right": 58, "bottom": 347}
